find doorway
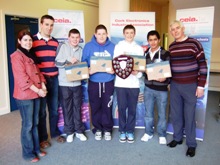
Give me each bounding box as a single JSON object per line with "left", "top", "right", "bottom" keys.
{"left": 5, "top": 15, "right": 38, "bottom": 111}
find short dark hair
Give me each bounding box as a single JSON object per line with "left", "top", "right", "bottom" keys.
{"left": 40, "top": 14, "right": 54, "bottom": 24}
{"left": 95, "top": 24, "right": 107, "bottom": 33}
{"left": 68, "top": 28, "right": 80, "bottom": 37}
{"left": 147, "top": 30, "right": 160, "bottom": 40}
{"left": 123, "top": 24, "right": 136, "bottom": 34}
{"left": 17, "top": 29, "right": 33, "bottom": 48}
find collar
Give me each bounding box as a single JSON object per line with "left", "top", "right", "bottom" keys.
{"left": 72, "top": 46, "right": 80, "bottom": 51}
{"left": 182, "top": 36, "right": 188, "bottom": 41}
{"left": 124, "top": 40, "right": 136, "bottom": 45}
{"left": 37, "top": 32, "right": 52, "bottom": 41}
{"left": 176, "top": 36, "right": 188, "bottom": 42}
{"left": 149, "top": 46, "right": 161, "bottom": 54}
{"left": 66, "top": 41, "right": 79, "bottom": 51}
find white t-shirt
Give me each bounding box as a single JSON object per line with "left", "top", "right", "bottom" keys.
{"left": 113, "top": 40, "right": 144, "bottom": 88}
{"left": 149, "top": 46, "right": 161, "bottom": 60}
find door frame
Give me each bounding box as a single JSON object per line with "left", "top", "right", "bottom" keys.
{"left": 0, "top": 10, "right": 11, "bottom": 115}
{"left": 0, "top": 11, "right": 39, "bottom": 115}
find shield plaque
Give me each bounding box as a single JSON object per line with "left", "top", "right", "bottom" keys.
{"left": 112, "top": 55, "right": 134, "bottom": 79}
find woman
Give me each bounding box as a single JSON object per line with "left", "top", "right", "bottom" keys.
{"left": 11, "top": 29, "right": 47, "bottom": 163}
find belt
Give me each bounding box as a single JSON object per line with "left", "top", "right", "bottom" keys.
{"left": 44, "top": 74, "right": 57, "bottom": 78}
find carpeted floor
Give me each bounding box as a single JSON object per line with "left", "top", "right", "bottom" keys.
{"left": 0, "top": 91, "right": 220, "bottom": 165}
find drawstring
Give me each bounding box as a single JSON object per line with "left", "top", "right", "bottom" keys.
{"left": 97, "top": 82, "right": 113, "bottom": 108}
{"left": 158, "top": 49, "right": 161, "bottom": 60}
{"left": 144, "top": 52, "right": 149, "bottom": 57}
{"left": 99, "top": 83, "right": 101, "bottom": 98}
{"left": 98, "top": 82, "right": 106, "bottom": 98}
{"left": 103, "top": 83, "right": 105, "bottom": 93}
{"left": 108, "top": 95, "right": 113, "bottom": 107}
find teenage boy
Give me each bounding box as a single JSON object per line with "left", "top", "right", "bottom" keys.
{"left": 82, "top": 24, "right": 115, "bottom": 141}
{"left": 114, "top": 24, "right": 144, "bottom": 143}
{"left": 32, "top": 15, "right": 64, "bottom": 148}
{"left": 55, "top": 29, "right": 87, "bottom": 142}
{"left": 141, "top": 30, "right": 170, "bottom": 144}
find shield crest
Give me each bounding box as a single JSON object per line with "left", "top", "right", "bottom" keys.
{"left": 112, "top": 55, "right": 134, "bottom": 79}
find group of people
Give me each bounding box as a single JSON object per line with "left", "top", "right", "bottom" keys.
{"left": 11, "top": 13, "right": 207, "bottom": 163}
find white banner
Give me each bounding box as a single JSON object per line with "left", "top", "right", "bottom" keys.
{"left": 48, "top": 9, "right": 85, "bottom": 46}
{"left": 167, "top": 6, "right": 215, "bottom": 141}
{"left": 110, "top": 12, "right": 155, "bottom": 127}
{"left": 111, "top": 12, "right": 155, "bottom": 51}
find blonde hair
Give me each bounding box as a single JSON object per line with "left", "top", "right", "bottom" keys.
{"left": 169, "top": 20, "right": 184, "bottom": 30}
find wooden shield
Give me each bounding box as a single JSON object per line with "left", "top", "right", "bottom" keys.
{"left": 112, "top": 55, "right": 134, "bottom": 79}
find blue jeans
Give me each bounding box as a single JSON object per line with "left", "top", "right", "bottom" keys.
{"left": 16, "top": 98, "right": 41, "bottom": 160}
{"left": 38, "top": 76, "right": 59, "bottom": 142}
{"left": 144, "top": 86, "right": 168, "bottom": 137}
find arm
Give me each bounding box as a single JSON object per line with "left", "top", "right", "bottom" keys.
{"left": 69, "top": 47, "right": 82, "bottom": 64}
{"left": 81, "top": 44, "right": 90, "bottom": 66}
{"left": 131, "top": 70, "right": 143, "bottom": 78}
{"left": 106, "top": 69, "right": 115, "bottom": 74}
{"left": 11, "top": 54, "right": 34, "bottom": 91}
{"left": 132, "top": 45, "right": 144, "bottom": 78}
{"left": 196, "top": 52, "right": 207, "bottom": 98}
{"left": 196, "top": 49, "right": 207, "bottom": 88}
{"left": 196, "top": 88, "right": 204, "bottom": 98}
{"left": 39, "top": 69, "right": 47, "bottom": 97}
{"left": 11, "top": 54, "right": 47, "bottom": 97}
{"left": 41, "top": 82, "right": 47, "bottom": 91}
{"left": 55, "top": 44, "right": 73, "bottom": 68}
{"left": 154, "top": 50, "right": 171, "bottom": 83}
{"left": 30, "top": 84, "right": 47, "bottom": 97}
{"left": 195, "top": 41, "right": 207, "bottom": 98}
{"left": 113, "top": 44, "right": 122, "bottom": 58}
{"left": 82, "top": 44, "right": 96, "bottom": 74}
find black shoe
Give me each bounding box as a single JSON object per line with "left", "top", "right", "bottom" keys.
{"left": 167, "top": 140, "right": 183, "bottom": 148}
{"left": 186, "top": 147, "right": 196, "bottom": 157}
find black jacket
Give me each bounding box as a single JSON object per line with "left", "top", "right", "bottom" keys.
{"left": 144, "top": 47, "right": 170, "bottom": 91}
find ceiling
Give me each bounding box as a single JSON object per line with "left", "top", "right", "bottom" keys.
{"left": 66, "top": 0, "right": 99, "bottom": 7}
{"left": 66, "top": 0, "right": 169, "bottom": 7}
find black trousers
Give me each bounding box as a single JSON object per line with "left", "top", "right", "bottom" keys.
{"left": 88, "top": 80, "right": 114, "bottom": 133}
{"left": 59, "top": 85, "right": 85, "bottom": 135}
{"left": 115, "top": 87, "right": 139, "bottom": 133}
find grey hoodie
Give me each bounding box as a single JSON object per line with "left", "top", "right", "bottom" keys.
{"left": 55, "top": 41, "right": 82, "bottom": 87}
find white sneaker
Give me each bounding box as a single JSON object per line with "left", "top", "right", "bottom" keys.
{"left": 159, "top": 137, "right": 167, "bottom": 144}
{"left": 95, "top": 131, "right": 102, "bottom": 141}
{"left": 141, "top": 133, "right": 153, "bottom": 142}
{"left": 66, "top": 133, "right": 74, "bottom": 143}
{"left": 76, "top": 133, "right": 87, "bottom": 141}
{"left": 104, "top": 132, "right": 111, "bottom": 141}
